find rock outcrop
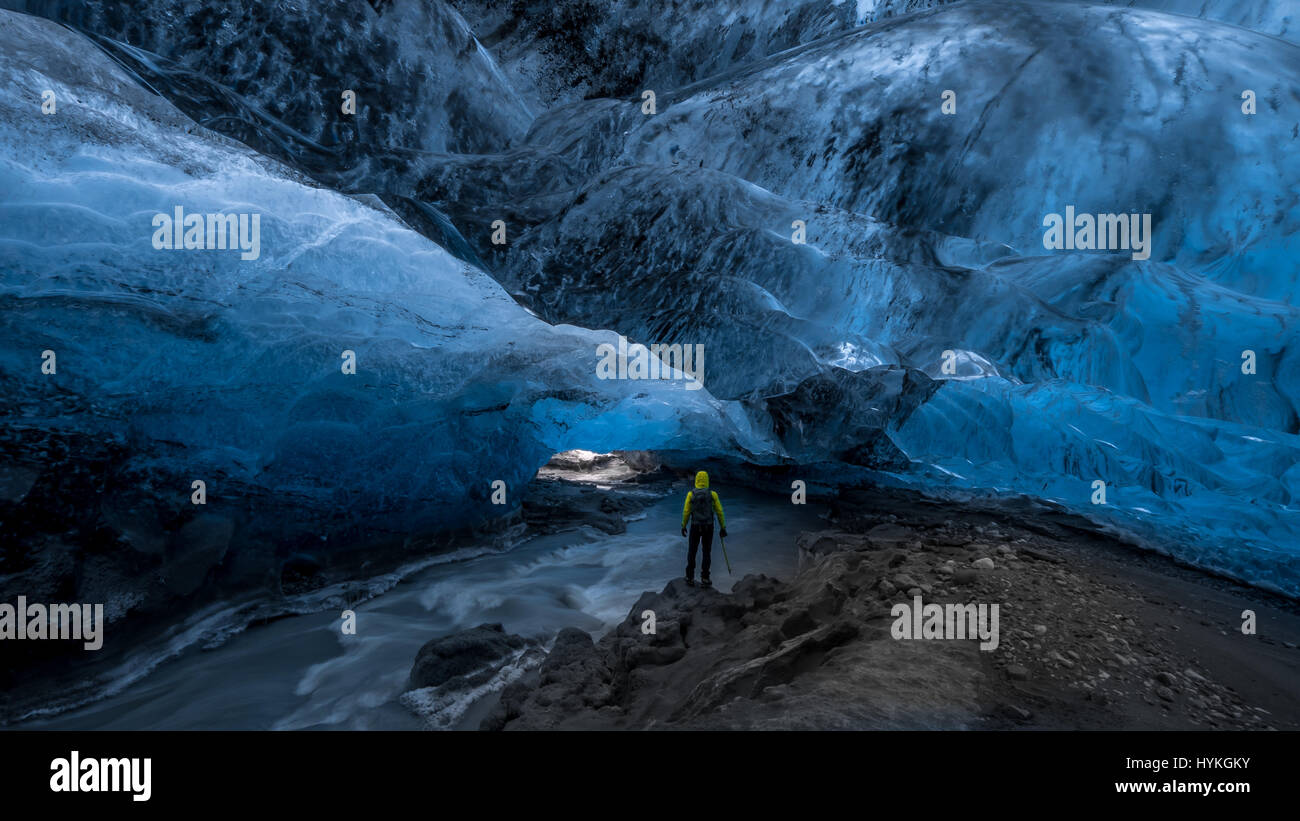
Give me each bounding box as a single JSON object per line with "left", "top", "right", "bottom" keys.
{"left": 477, "top": 492, "right": 1293, "bottom": 730}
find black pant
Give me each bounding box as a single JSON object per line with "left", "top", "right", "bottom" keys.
{"left": 687, "top": 523, "right": 713, "bottom": 580}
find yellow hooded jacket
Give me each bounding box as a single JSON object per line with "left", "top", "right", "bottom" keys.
{"left": 682, "top": 470, "right": 726, "bottom": 528}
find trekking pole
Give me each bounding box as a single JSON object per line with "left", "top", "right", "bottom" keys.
{"left": 719, "top": 533, "right": 732, "bottom": 575}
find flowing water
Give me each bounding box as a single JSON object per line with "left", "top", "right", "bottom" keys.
{"left": 27, "top": 485, "right": 822, "bottom": 730}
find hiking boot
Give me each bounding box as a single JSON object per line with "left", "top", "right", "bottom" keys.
{"left": 684, "top": 577, "right": 696, "bottom": 587}
{"left": 700, "top": 577, "right": 712, "bottom": 588}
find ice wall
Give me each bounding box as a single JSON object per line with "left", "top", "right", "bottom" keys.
{"left": 0, "top": 11, "right": 761, "bottom": 611}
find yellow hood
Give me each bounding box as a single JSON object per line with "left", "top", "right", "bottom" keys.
{"left": 694, "top": 471, "right": 709, "bottom": 488}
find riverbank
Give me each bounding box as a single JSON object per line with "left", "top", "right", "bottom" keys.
{"left": 478, "top": 488, "right": 1300, "bottom": 730}
{"left": 18, "top": 455, "right": 822, "bottom": 729}
{"left": 18, "top": 453, "right": 1298, "bottom": 730}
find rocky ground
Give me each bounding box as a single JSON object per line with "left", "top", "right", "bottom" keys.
{"left": 421, "top": 486, "right": 1300, "bottom": 730}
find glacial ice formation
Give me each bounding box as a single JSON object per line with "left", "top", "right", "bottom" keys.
{"left": 487, "top": 0, "right": 1300, "bottom": 591}
{"left": 0, "top": 11, "right": 762, "bottom": 610}
{"left": 1, "top": 0, "right": 1299, "bottom": 602}
{"left": 3, "top": 0, "right": 534, "bottom": 153}
{"left": 524, "top": 1, "right": 1300, "bottom": 302}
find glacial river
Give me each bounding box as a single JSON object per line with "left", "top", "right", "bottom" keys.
{"left": 27, "top": 485, "right": 821, "bottom": 730}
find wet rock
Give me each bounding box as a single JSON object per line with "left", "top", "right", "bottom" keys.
{"left": 408, "top": 622, "right": 529, "bottom": 690}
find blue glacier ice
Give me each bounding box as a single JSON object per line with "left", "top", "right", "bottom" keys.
{"left": 1, "top": 0, "right": 1299, "bottom": 616}
{"left": 0, "top": 11, "right": 764, "bottom": 609}
{"left": 531, "top": 1, "right": 1300, "bottom": 302}
{"left": 2, "top": 0, "right": 535, "bottom": 153}
{"left": 495, "top": 0, "right": 1300, "bottom": 593}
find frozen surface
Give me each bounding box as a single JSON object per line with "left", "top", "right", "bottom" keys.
{"left": 0, "top": 11, "right": 763, "bottom": 583}
{"left": 3, "top": 0, "right": 534, "bottom": 153}
{"left": 499, "top": 0, "right": 1300, "bottom": 592}
{"left": 2, "top": 0, "right": 1299, "bottom": 604}
{"left": 533, "top": 0, "right": 1300, "bottom": 302}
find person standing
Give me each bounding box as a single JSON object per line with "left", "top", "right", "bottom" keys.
{"left": 681, "top": 470, "right": 727, "bottom": 587}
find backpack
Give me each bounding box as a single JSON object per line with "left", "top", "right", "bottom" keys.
{"left": 690, "top": 487, "right": 714, "bottom": 525}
